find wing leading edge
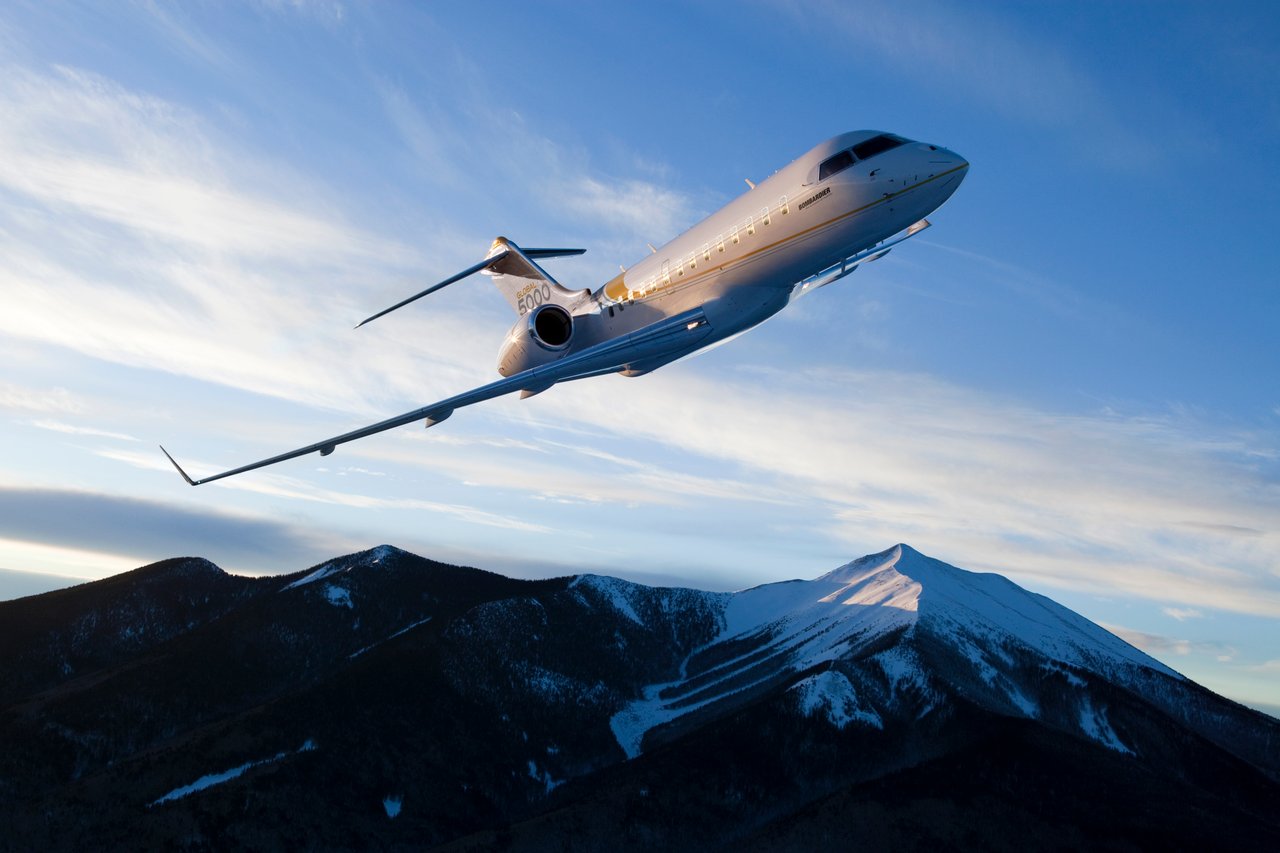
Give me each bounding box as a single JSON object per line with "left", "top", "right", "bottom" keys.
{"left": 162, "top": 306, "right": 711, "bottom": 486}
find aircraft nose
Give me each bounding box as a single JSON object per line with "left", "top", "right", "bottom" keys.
{"left": 928, "top": 146, "right": 968, "bottom": 185}
{"left": 916, "top": 145, "right": 968, "bottom": 205}
{"left": 929, "top": 145, "right": 967, "bottom": 171}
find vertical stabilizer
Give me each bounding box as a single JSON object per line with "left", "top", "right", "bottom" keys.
{"left": 482, "top": 237, "right": 589, "bottom": 316}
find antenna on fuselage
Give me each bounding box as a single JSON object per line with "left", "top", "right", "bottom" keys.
{"left": 744, "top": 178, "right": 755, "bottom": 189}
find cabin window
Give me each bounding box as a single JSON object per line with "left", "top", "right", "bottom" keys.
{"left": 730, "top": 225, "right": 739, "bottom": 245}
{"left": 852, "top": 134, "right": 907, "bottom": 160}
{"left": 761, "top": 206, "right": 771, "bottom": 227}
{"left": 702, "top": 243, "right": 711, "bottom": 261}
{"left": 746, "top": 215, "right": 755, "bottom": 236}
{"left": 819, "top": 150, "right": 854, "bottom": 180}
{"left": 779, "top": 195, "right": 789, "bottom": 215}
{"left": 686, "top": 251, "right": 696, "bottom": 271}
{"left": 661, "top": 261, "right": 671, "bottom": 285}
{"left": 716, "top": 234, "right": 725, "bottom": 253}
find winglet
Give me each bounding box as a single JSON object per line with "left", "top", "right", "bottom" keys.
{"left": 159, "top": 445, "right": 197, "bottom": 486}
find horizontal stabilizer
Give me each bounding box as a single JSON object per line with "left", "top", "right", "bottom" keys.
{"left": 522, "top": 248, "right": 586, "bottom": 260}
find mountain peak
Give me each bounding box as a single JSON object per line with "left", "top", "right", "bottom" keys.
{"left": 131, "top": 556, "right": 226, "bottom": 580}
{"left": 813, "top": 544, "right": 961, "bottom": 609}
{"left": 613, "top": 544, "right": 1186, "bottom": 759}
{"left": 837, "top": 544, "right": 1181, "bottom": 681}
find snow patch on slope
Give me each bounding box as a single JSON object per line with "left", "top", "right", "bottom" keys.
{"left": 349, "top": 616, "right": 433, "bottom": 659}
{"left": 282, "top": 546, "right": 398, "bottom": 593}
{"left": 526, "top": 760, "right": 563, "bottom": 795}
{"left": 150, "top": 740, "right": 316, "bottom": 806}
{"left": 382, "top": 795, "right": 402, "bottom": 818}
{"left": 323, "top": 584, "right": 353, "bottom": 609}
{"left": 571, "top": 575, "right": 644, "bottom": 625}
{"left": 610, "top": 550, "right": 921, "bottom": 757}
{"left": 1078, "top": 697, "right": 1133, "bottom": 754}
{"left": 873, "top": 645, "right": 944, "bottom": 719}
{"left": 283, "top": 563, "right": 337, "bottom": 590}
{"left": 790, "top": 670, "right": 883, "bottom": 729}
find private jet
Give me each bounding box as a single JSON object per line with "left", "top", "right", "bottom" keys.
{"left": 163, "top": 131, "right": 968, "bottom": 485}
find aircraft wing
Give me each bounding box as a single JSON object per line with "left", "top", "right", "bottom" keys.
{"left": 162, "top": 306, "right": 710, "bottom": 486}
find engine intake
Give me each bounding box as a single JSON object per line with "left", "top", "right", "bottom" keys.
{"left": 529, "top": 304, "right": 573, "bottom": 350}
{"left": 497, "top": 304, "right": 576, "bottom": 376}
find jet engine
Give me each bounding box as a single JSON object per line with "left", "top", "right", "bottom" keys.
{"left": 496, "top": 304, "right": 575, "bottom": 376}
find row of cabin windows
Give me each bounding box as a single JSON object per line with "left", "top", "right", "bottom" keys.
{"left": 616, "top": 134, "right": 913, "bottom": 309}
{"left": 668, "top": 196, "right": 788, "bottom": 282}
{"left": 610, "top": 193, "right": 792, "bottom": 311}
{"left": 818, "top": 134, "right": 909, "bottom": 181}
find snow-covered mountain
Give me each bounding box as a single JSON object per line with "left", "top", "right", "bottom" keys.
{"left": 1, "top": 544, "right": 1276, "bottom": 850}
{"left": 608, "top": 544, "right": 1181, "bottom": 759}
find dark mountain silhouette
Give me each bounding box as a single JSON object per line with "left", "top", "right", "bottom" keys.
{"left": 1, "top": 544, "right": 1276, "bottom": 851}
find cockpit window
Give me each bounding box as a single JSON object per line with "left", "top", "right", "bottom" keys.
{"left": 818, "top": 150, "right": 855, "bottom": 181}
{"left": 851, "top": 134, "right": 908, "bottom": 161}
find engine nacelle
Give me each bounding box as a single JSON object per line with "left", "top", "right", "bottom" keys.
{"left": 496, "top": 304, "right": 575, "bottom": 376}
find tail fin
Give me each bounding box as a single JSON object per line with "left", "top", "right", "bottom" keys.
{"left": 482, "top": 237, "right": 589, "bottom": 316}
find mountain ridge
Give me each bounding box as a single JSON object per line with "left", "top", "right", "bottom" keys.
{"left": 1, "top": 543, "right": 1277, "bottom": 850}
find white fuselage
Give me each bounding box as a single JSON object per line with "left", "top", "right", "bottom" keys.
{"left": 540, "top": 131, "right": 968, "bottom": 377}
{"left": 164, "top": 132, "right": 969, "bottom": 486}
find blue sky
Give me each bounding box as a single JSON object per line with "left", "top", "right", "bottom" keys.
{"left": 1, "top": 1, "right": 1277, "bottom": 713}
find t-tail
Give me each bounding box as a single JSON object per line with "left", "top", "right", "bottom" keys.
{"left": 482, "top": 237, "right": 590, "bottom": 317}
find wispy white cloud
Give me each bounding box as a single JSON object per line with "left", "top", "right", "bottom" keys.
{"left": 375, "top": 78, "right": 702, "bottom": 260}
{"left": 1163, "top": 607, "right": 1204, "bottom": 622}
{"left": 0, "top": 381, "right": 85, "bottom": 414}
{"left": 0, "top": 63, "right": 483, "bottom": 417}
{"left": 560, "top": 174, "right": 696, "bottom": 243}
{"left": 1, "top": 22, "right": 1273, "bottom": 630}
{"left": 28, "top": 420, "right": 138, "bottom": 442}
{"left": 775, "top": 0, "right": 1190, "bottom": 168}
{"left": 252, "top": 0, "right": 347, "bottom": 25}
{"left": 97, "top": 447, "right": 550, "bottom": 534}
{"left": 0, "top": 66, "right": 409, "bottom": 262}
{"left": 537, "top": 364, "right": 1280, "bottom": 616}
{"left": 0, "top": 538, "right": 143, "bottom": 583}
{"left": 0, "top": 58, "right": 700, "bottom": 435}
{"left": 135, "top": 1, "right": 241, "bottom": 73}
{"left": 1102, "top": 623, "right": 1236, "bottom": 661}
{"left": 1244, "top": 659, "right": 1280, "bottom": 674}
{"left": 0, "top": 485, "right": 354, "bottom": 575}
{"left": 360, "top": 430, "right": 787, "bottom": 510}
{"left": 916, "top": 240, "right": 1118, "bottom": 327}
